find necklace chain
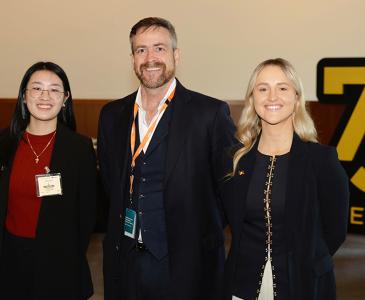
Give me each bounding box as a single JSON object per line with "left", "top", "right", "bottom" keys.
{"left": 26, "top": 131, "right": 56, "bottom": 164}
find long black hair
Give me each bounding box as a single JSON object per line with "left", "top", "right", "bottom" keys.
{"left": 10, "top": 61, "right": 76, "bottom": 139}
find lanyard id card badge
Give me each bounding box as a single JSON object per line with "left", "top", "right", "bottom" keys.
{"left": 123, "top": 87, "right": 175, "bottom": 239}
{"left": 35, "top": 167, "right": 63, "bottom": 197}
{"left": 124, "top": 208, "right": 137, "bottom": 238}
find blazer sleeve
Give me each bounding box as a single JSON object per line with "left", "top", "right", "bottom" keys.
{"left": 211, "top": 101, "right": 236, "bottom": 226}
{"left": 97, "top": 107, "right": 111, "bottom": 198}
{"left": 317, "top": 146, "right": 349, "bottom": 256}
{"left": 78, "top": 138, "right": 98, "bottom": 254}
{"left": 211, "top": 101, "right": 236, "bottom": 182}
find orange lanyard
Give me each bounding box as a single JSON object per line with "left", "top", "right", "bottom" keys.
{"left": 129, "top": 88, "right": 175, "bottom": 199}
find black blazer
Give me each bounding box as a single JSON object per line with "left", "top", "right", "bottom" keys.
{"left": 221, "top": 135, "right": 349, "bottom": 300}
{"left": 0, "top": 124, "right": 97, "bottom": 300}
{"left": 97, "top": 80, "right": 236, "bottom": 300}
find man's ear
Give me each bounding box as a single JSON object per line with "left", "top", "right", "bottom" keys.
{"left": 174, "top": 48, "right": 181, "bottom": 66}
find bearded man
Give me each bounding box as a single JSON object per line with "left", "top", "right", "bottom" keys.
{"left": 98, "top": 17, "right": 235, "bottom": 300}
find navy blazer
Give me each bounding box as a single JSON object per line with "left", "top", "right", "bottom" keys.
{"left": 221, "top": 135, "right": 349, "bottom": 300}
{"left": 97, "top": 80, "right": 236, "bottom": 300}
{"left": 0, "top": 124, "right": 97, "bottom": 300}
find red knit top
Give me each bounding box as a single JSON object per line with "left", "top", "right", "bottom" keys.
{"left": 6, "top": 131, "right": 56, "bottom": 238}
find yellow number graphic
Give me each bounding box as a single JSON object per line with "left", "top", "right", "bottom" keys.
{"left": 323, "top": 66, "right": 365, "bottom": 192}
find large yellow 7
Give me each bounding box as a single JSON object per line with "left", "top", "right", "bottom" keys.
{"left": 324, "top": 66, "right": 365, "bottom": 192}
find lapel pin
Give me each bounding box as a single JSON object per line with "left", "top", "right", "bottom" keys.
{"left": 238, "top": 170, "right": 245, "bottom": 176}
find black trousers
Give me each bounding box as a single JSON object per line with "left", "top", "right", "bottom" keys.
{"left": 118, "top": 247, "right": 170, "bottom": 300}
{"left": 0, "top": 230, "right": 36, "bottom": 300}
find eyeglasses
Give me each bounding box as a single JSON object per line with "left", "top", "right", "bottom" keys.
{"left": 26, "top": 87, "right": 65, "bottom": 100}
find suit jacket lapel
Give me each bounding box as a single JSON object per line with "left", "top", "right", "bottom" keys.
{"left": 285, "top": 135, "right": 309, "bottom": 233}
{"left": 231, "top": 143, "right": 257, "bottom": 222}
{"left": 35, "top": 124, "right": 68, "bottom": 237}
{"left": 164, "top": 81, "right": 191, "bottom": 182}
{"left": 143, "top": 105, "right": 171, "bottom": 159}
{"left": 115, "top": 97, "right": 135, "bottom": 182}
{"left": 48, "top": 123, "right": 68, "bottom": 174}
{"left": 100, "top": 96, "right": 135, "bottom": 186}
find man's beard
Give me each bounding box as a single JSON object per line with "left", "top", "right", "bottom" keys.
{"left": 135, "top": 62, "right": 175, "bottom": 89}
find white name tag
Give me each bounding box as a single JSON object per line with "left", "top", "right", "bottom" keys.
{"left": 35, "top": 173, "right": 63, "bottom": 197}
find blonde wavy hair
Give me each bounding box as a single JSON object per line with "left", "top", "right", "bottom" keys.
{"left": 232, "top": 58, "right": 318, "bottom": 175}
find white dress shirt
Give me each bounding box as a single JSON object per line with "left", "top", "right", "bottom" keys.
{"left": 135, "top": 78, "right": 176, "bottom": 153}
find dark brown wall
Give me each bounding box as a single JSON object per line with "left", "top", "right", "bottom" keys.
{"left": 1, "top": 99, "right": 346, "bottom": 144}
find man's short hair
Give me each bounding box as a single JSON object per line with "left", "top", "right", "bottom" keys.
{"left": 129, "top": 17, "right": 177, "bottom": 52}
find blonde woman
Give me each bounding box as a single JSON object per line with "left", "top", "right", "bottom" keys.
{"left": 221, "top": 58, "right": 349, "bottom": 300}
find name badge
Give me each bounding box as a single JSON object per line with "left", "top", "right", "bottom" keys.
{"left": 124, "top": 208, "right": 137, "bottom": 239}
{"left": 35, "top": 173, "right": 63, "bottom": 197}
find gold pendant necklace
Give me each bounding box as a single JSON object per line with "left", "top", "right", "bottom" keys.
{"left": 26, "top": 131, "right": 56, "bottom": 164}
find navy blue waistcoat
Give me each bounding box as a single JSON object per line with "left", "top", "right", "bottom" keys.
{"left": 131, "top": 105, "right": 173, "bottom": 260}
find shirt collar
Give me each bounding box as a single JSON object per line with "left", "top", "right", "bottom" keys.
{"left": 135, "top": 78, "right": 177, "bottom": 110}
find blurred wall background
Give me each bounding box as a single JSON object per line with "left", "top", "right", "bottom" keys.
{"left": 1, "top": 0, "right": 364, "bottom": 101}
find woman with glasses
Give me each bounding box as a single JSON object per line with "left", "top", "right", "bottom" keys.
{"left": 0, "top": 62, "right": 97, "bottom": 299}
{"left": 221, "top": 58, "right": 349, "bottom": 300}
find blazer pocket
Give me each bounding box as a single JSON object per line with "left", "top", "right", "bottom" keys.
{"left": 202, "top": 231, "right": 224, "bottom": 251}
{"left": 312, "top": 254, "right": 333, "bottom": 276}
